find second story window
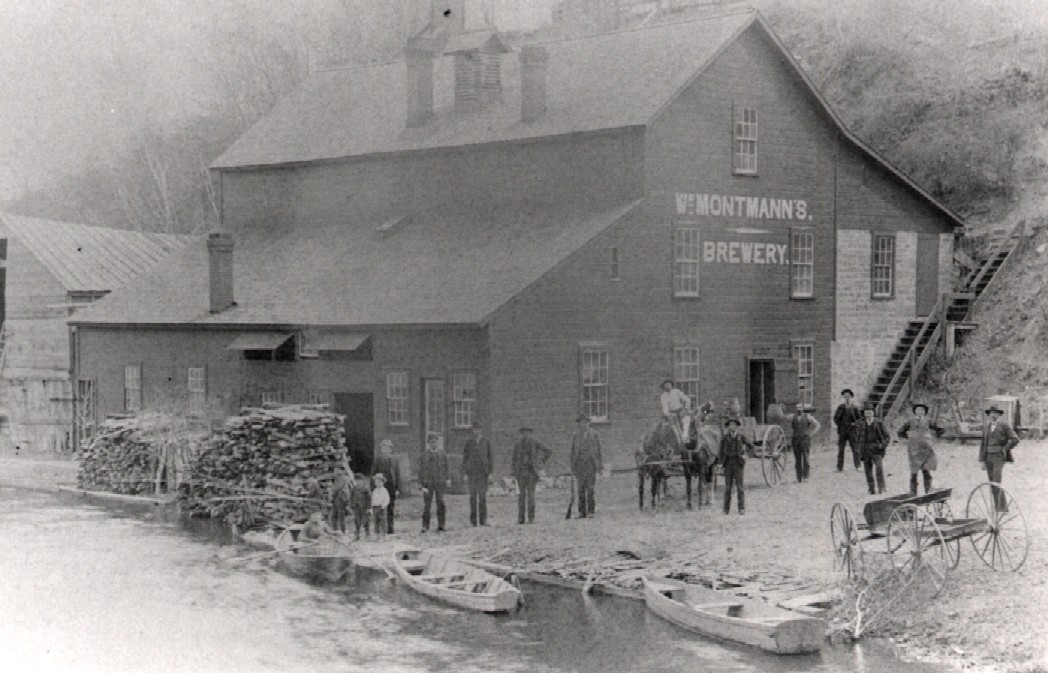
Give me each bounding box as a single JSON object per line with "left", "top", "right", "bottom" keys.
{"left": 674, "top": 228, "right": 700, "bottom": 297}
{"left": 733, "top": 105, "right": 758, "bottom": 175}
{"left": 790, "top": 228, "right": 814, "bottom": 298}
{"left": 872, "top": 234, "right": 895, "bottom": 298}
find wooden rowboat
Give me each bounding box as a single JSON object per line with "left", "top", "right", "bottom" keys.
{"left": 642, "top": 577, "right": 824, "bottom": 655}
{"left": 392, "top": 548, "right": 521, "bottom": 613}
{"left": 276, "top": 526, "right": 354, "bottom": 581}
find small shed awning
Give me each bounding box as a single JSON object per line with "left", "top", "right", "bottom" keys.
{"left": 308, "top": 332, "right": 370, "bottom": 352}
{"left": 225, "top": 332, "right": 294, "bottom": 351}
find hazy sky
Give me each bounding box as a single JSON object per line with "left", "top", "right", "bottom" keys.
{"left": 0, "top": 0, "right": 556, "bottom": 201}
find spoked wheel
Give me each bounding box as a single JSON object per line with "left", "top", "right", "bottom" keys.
{"left": 930, "top": 499, "right": 961, "bottom": 569}
{"left": 886, "top": 504, "right": 949, "bottom": 596}
{"left": 760, "top": 426, "right": 788, "bottom": 487}
{"left": 830, "top": 503, "right": 865, "bottom": 581}
{"left": 965, "top": 482, "right": 1030, "bottom": 572}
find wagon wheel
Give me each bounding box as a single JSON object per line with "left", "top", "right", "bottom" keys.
{"left": 760, "top": 425, "right": 788, "bottom": 487}
{"left": 886, "top": 504, "right": 949, "bottom": 596}
{"left": 929, "top": 500, "right": 961, "bottom": 569}
{"left": 965, "top": 482, "right": 1030, "bottom": 572}
{"left": 830, "top": 503, "right": 865, "bottom": 581}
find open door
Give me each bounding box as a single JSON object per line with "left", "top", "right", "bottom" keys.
{"left": 334, "top": 393, "right": 374, "bottom": 475}
{"left": 747, "top": 359, "right": 775, "bottom": 423}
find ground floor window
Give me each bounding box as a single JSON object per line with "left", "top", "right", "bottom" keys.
{"left": 124, "top": 364, "right": 142, "bottom": 412}
{"left": 792, "top": 344, "right": 814, "bottom": 409}
{"left": 580, "top": 345, "right": 609, "bottom": 421}
{"left": 452, "top": 372, "right": 476, "bottom": 428}
{"left": 188, "top": 367, "right": 206, "bottom": 415}
{"left": 386, "top": 372, "right": 409, "bottom": 426}
{"left": 261, "top": 389, "right": 283, "bottom": 406}
{"left": 673, "top": 345, "right": 700, "bottom": 407}
{"left": 308, "top": 390, "right": 331, "bottom": 407}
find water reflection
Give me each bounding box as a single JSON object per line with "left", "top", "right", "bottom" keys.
{"left": 0, "top": 489, "right": 944, "bottom": 673}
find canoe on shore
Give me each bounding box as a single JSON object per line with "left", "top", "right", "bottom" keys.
{"left": 275, "top": 526, "right": 354, "bottom": 581}
{"left": 642, "top": 576, "right": 825, "bottom": 655}
{"left": 392, "top": 548, "right": 521, "bottom": 613}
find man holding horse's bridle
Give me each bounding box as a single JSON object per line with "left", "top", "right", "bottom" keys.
{"left": 660, "top": 378, "right": 692, "bottom": 439}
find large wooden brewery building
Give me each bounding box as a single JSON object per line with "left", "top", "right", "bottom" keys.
{"left": 71, "top": 6, "right": 962, "bottom": 476}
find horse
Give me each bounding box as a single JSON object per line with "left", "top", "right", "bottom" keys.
{"left": 636, "top": 411, "right": 719, "bottom": 510}
{"left": 636, "top": 419, "right": 676, "bottom": 510}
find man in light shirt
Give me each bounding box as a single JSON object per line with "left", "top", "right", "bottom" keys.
{"left": 660, "top": 378, "right": 692, "bottom": 438}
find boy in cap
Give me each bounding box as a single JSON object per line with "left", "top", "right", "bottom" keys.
{"left": 852, "top": 403, "right": 889, "bottom": 494}
{"left": 979, "top": 405, "right": 1020, "bottom": 511}
{"left": 898, "top": 402, "right": 945, "bottom": 495}
{"left": 833, "top": 389, "right": 862, "bottom": 471}
{"left": 371, "top": 438, "right": 401, "bottom": 533}
{"left": 511, "top": 426, "right": 552, "bottom": 524}
{"left": 719, "top": 418, "right": 752, "bottom": 514}
{"left": 370, "top": 473, "right": 391, "bottom": 538}
{"left": 350, "top": 472, "right": 372, "bottom": 540}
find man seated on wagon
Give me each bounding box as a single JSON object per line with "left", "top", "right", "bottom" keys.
{"left": 660, "top": 378, "right": 692, "bottom": 439}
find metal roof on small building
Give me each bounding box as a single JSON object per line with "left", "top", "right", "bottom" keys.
{"left": 0, "top": 212, "right": 196, "bottom": 293}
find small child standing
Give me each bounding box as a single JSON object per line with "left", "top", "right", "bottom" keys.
{"left": 370, "top": 473, "right": 391, "bottom": 538}
{"left": 350, "top": 472, "right": 372, "bottom": 541}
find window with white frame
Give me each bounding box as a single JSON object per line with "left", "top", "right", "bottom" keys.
{"left": 261, "top": 390, "right": 283, "bottom": 406}
{"left": 674, "top": 228, "right": 700, "bottom": 297}
{"left": 386, "top": 372, "right": 409, "bottom": 426}
{"left": 733, "top": 106, "right": 758, "bottom": 174}
{"left": 452, "top": 373, "right": 477, "bottom": 428}
{"left": 308, "top": 390, "right": 331, "bottom": 407}
{"left": 188, "top": 367, "right": 206, "bottom": 415}
{"left": 792, "top": 344, "right": 814, "bottom": 409}
{"left": 790, "top": 229, "right": 814, "bottom": 298}
{"left": 124, "top": 364, "right": 142, "bottom": 412}
{"left": 610, "top": 247, "right": 620, "bottom": 280}
{"left": 580, "top": 346, "right": 609, "bottom": 421}
{"left": 872, "top": 234, "right": 895, "bottom": 298}
{"left": 673, "top": 346, "right": 700, "bottom": 408}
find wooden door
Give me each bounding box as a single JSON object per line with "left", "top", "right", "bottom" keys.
{"left": 916, "top": 235, "right": 940, "bottom": 316}
{"left": 748, "top": 359, "right": 775, "bottom": 423}
{"left": 334, "top": 393, "right": 374, "bottom": 475}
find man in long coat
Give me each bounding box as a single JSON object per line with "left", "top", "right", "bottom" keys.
{"left": 852, "top": 403, "right": 889, "bottom": 494}
{"left": 788, "top": 403, "right": 821, "bottom": 483}
{"left": 833, "top": 389, "right": 863, "bottom": 471}
{"left": 569, "top": 414, "right": 603, "bottom": 518}
{"left": 979, "top": 405, "right": 1020, "bottom": 511}
{"left": 897, "top": 403, "right": 945, "bottom": 496}
{"left": 370, "top": 439, "right": 402, "bottom": 533}
{"left": 419, "top": 434, "right": 449, "bottom": 533}
{"left": 511, "top": 426, "right": 552, "bottom": 524}
{"left": 461, "top": 423, "right": 493, "bottom": 526}
{"left": 719, "top": 418, "right": 752, "bottom": 515}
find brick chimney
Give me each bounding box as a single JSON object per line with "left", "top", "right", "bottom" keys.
{"left": 207, "top": 233, "right": 234, "bottom": 313}
{"left": 520, "top": 45, "right": 549, "bottom": 122}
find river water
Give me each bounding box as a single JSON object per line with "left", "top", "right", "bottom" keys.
{"left": 0, "top": 488, "right": 948, "bottom": 673}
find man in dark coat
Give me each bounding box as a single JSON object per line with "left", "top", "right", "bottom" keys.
{"left": 461, "top": 423, "right": 493, "bottom": 526}
{"left": 370, "top": 439, "right": 402, "bottom": 534}
{"left": 833, "top": 389, "right": 863, "bottom": 472}
{"left": 569, "top": 414, "right": 603, "bottom": 518}
{"left": 852, "top": 403, "right": 889, "bottom": 494}
{"left": 789, "top": 403, "right": 821, "bottom": 483}
{"left": 719, "top": 418, "right": 752, "bottom": 515}
{"left": 979, "top": 405, "right": 1020, "bottom": 511}
{"left": 511, "top": 426, "right": 552, "bottom": 524}
{"left": 418, "top": 434, "right": 449, "bottom": 533}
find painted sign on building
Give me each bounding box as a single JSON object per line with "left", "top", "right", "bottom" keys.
{"left": 703, "top": 240, "right": 789, "bottom": 265}
{"left": 676, "top": 192, "right": 811, "bottom": 221}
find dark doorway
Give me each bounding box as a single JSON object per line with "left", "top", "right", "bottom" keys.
{"left": 748, "top": 359, "right": 775, "bottom": 423}
{"left": 916, "top": 235, "right": 940, "bottom": 317}
{"left": 334, "top": 393, "right": 374, "bottom": 475}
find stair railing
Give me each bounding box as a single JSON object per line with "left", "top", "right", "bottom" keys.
{"left": 879, "top": 293, "right": 945, "bottom": 422}
{"left": 969, "top": 219, "right": 1026, "bottom": 317}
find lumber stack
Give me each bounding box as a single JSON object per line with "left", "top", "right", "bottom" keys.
{"left": 177, "top": 405, "right": 348, "bottom": 529}
{"left": 77, "top": 415, "right": 206, "bottom": 495}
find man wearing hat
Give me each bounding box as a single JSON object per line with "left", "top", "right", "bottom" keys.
{"left": 511, "top": 425, "right": 552, "bottom": 524}
{"left": 419, "top": 434, "right": 450, "bottom": 533}
{"left": 719, "top": 417, "right": 753, "bottom": 514}
{"left": 569, "top": 414, "right": 604, "bottom": 518}
{"left": 979, "top": 405, "right": 1020, "bottom": 511}
{"left": 898, "top": 403, "right": 946, "bottom": 496}
{"left": 371, "top": 438, "right": 402, "bottom": 534}
{"left": 788, "top": 403, "right": 821, "bottom": 483}
{"left": 833, "top": 389, "right": 863, "bottom": 472}
{"left": 461, "top": 423, "right": 493, "bottom": 526}
{"left": 852, "top": 403, "right": 889, "bottom": 494}
{"left": 660, "top": 378, "right": 692, "bottom": 438}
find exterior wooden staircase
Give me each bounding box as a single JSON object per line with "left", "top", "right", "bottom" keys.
{"left": 865, "top": 220, "right": 1027, "bottom": 420}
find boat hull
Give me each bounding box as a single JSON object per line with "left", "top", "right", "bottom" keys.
{"left": 642, "top": 577, "right": 824, "bottom": 655}
{"left": 392, "top": 549, "right": 521, "bottom": 613}
{"left": 276, "top": 528, "right": 353, "bottom": 582}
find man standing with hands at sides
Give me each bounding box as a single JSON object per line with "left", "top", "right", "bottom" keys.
{"left": 719, "top": 418, "right": 752, "bottom": 515}
{"left": 979, "top": 405, "right": 1020, "bottom": 512}
{"left": 853, "top": 403, "right": 889, "bottom": 495}
{"left": 371, "top": 439, "right": 401, "bottom": 534}
{"left": 570, "top": 414, "right": 603, "bottom": 519}
{"left": 461, "top": 423, "right": 493, "bottom": 527}
{"left": 512, "top": 426, "right": 552, "bottom": 524}
{"left": 419, "top": 434, "right": 449, "bottom": 533}
{"left": 789, "top": 403, "right": 821, "bottom": 483}
{"left": 834, "top": 389, "right": 863, "bottom": 472}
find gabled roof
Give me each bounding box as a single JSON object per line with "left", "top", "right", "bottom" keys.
{"left": 211, "top": 10, "right": 755, "bottom": 169}
{"left": 0, "top": 212, "right": 196, "bottom": 293}
{"left": 70, "top": 200, "right": 642, "bottom": 328}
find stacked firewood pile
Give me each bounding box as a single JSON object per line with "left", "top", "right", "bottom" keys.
{"left": 177, "top": 406, "right": 348, "bottom": 530}
{"left": 77, "top": 414, "right": 207, "bottom": 495}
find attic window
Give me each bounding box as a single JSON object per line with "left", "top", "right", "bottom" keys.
{"left": 733, "top": 105, "right": 758, "bottom": 175}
